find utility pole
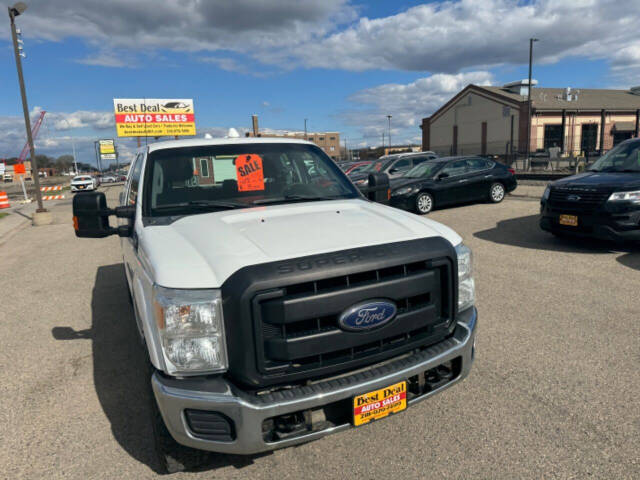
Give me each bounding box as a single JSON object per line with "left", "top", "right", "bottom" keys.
{"left": 387, "top": 115, "right": 392, "bottom": 149}
{"left": 526, "top": 38, "right": 538, "bottom": 171}
{"left": 9, "top": 2, "right": 46, "bottom": 213}
{"left": 382, "top": 131, "right": 385, "bottom": 149}
{"left": 304, "top": 118, "right": 308, "bottom": 138}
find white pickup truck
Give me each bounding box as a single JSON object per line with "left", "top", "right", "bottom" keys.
{"left": 72, "top": 137, "right": 477, "bottom": 473}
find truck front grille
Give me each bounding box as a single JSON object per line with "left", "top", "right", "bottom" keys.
{"left": 548, "top": 187, "right": 610, "bottom": 213}
{"left": 252, "top": 258, "right": 453, "bottom": 380}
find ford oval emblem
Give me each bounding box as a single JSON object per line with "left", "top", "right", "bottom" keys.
{"left": 567, "top": 194, "right": 581, "bottom": 201}
{"left": 338, "top": 300, "right": 397, "bottom": 332}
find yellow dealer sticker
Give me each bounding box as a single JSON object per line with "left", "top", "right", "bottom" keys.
{"left": 353, "top": 381, "right": 407, "bottom": 426}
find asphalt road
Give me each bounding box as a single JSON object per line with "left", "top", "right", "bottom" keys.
{"left": 1, "top": 186, "right": 638, "bottom": 479}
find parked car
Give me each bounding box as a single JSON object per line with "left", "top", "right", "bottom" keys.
{"left": 349, "top": 152, "right": 438, "bottom": 190}
{"left": 389, "top": 156, "right": 517, "bottom": 214}
{"left": 72, "top": 137, "right": 477, "bottom": 473}
{"left": 540, "top": 137, "right": 640, "bottom": 242}
{"left": 3, "top": 174, "right": 12, "bottom": 183}
{"left": 70, "top": 175, "right": 97, "bottom": 192}
{"left": 100, "top": 175, "right": 118, "bottom": 183}
{"left": 342, "top": 160, "right": 373, "bottom": 175}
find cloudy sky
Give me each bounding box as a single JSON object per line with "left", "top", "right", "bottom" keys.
{"left": 0, "top": 0, "right": 638, "bottom": 166}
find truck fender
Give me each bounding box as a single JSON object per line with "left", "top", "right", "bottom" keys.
{"left": 131, "top": 271, "right": 165, "bottom": 372}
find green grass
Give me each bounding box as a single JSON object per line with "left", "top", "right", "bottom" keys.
{"left": 0, "top": 212, "right": 8, "bottom": 220}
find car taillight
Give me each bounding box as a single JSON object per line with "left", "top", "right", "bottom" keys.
{"left": 508, "top": 168, "right": 515, "bottom": 175}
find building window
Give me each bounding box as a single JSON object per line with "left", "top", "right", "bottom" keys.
{"left": 318, "top": 137, "right": 324, "bottom": 141}
{"left": 329, "top": 136, "right": 336, "bottom": 140}
{"left": 199, "top": 158, "right": 209, "bottom": 177}
{"left": 613, "top": 131, "right": 633, "bottom": 146}
{"left": 308, "top": 137, "right": 314, "bottom": 141}
{"left": 581, "top": 124, "right": 598, "bottom": 153}
{"left": 543, "top": 124, "right": 563, "bottom": 150}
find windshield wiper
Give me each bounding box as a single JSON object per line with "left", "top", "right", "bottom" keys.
{"left": 252, "top": 194, "right": 345, "bottom": 206}
{"left": 154, "top": 200, "right": 247, "bottom": 212}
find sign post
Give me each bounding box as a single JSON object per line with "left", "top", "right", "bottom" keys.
{"left": 98, "top": 139, "right": 116, "bottom": 172}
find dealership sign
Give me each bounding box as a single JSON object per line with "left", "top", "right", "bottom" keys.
{"left": 98, "top": 139, "right": 116, "bottom": 161}
{"left": 113, "top": 98, "right": 196, "bottom": 137}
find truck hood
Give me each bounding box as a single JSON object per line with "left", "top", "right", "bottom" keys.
{"left": 554, "top": 171, "right": 640, "bottom": 190}
{"left": 139, "top": 198, "right": 462, "bottom": 288}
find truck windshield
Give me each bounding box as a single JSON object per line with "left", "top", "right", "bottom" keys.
{"left": 589, "top": 141, "right": 640, "bottom": 172}
{"left": 145, "top": 143, "right": 360, "bottom": 216}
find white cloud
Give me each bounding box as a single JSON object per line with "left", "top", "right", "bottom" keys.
{"left": 344, "top": 71, "right": 494, "bottom": 145}
{"left": 286, "top": 0, "right": 640, "bottom": 74}
{"left": 1, "top": 0, "right": 355, "bottom": 60}
{"left": 77, "top": 51, "right": 129, "bottom": 68}
{"left": 41, "top": 108, "right": 114, "bottom": 131}
{"left": 1, "top": 0, "right": 636, "bottom": 85}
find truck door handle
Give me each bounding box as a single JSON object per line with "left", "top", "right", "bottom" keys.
{"left": 484, "top": 175, "right": 492, "bottom": 178}
{"left": 459, "top": 179, "right": 468, "bottom": 182}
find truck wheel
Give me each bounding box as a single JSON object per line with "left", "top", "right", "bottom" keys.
{"left": 149, "top": 380, "right": 213, "bottom": 473}
{"left": 415, "top": 193, "right": 434, "bottom": 214}
{"left": 488, "top": 183, "right": 505, "bottom": 203}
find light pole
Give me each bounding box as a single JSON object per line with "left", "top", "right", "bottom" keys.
{"left": 526, "top": 38, "right": 538, "bottom": 171}
{"left": 304, "top": 118, "right": 308, "bottom": 138}
{"left": 59, "top": 117, "right": 79, "bottom": 174}
{"left": 9, "top": 2, "right": 46, "bottom": 213}
{"left": 387, "top": 115, "right": 392, "bottom": 150}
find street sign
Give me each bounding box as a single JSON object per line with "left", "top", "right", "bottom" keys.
{"left": 14, "top": 163, "right": 26, "bottom": 174}
{"left": 98, "top": 139, "right": 116, "bottom": 161}
{"left": 113, "top": 98, "right": 196, "bottom": 137}
{"left": 0, "top": 162, "right": 5, "bottom": 175}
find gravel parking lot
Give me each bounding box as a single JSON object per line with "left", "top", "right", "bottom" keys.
{"left": 1, "top": 185, "right": 638, "bottom": 479}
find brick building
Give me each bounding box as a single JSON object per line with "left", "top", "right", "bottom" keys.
{"left": 421, "top": 81, "right": 640, "bottom": 157}
{"left": 245, "top": 115, "right": 341, "bottom": 160}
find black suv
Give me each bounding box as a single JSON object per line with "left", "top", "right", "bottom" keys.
{"left": 540, "top": 138, "right": 640, "bottom": 242}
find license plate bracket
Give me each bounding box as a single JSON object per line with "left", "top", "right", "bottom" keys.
{"left": 353, "top": 381, "right": 407, "bottom": 426}
{"left": 559, "top": 214, "right": 578, "bottom": 226}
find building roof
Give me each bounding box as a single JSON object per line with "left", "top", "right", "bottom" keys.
{"left": 481, "top": 86, "right": 640, "bottom": 111}
{"left": 146, "top": 136, "right": 314, "bottom": 153}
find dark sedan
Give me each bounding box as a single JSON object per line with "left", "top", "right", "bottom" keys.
{"left": 389, "top": 156, "right": 517, "bottom": 214}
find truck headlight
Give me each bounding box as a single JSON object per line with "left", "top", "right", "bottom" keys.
{"left": 153, "top": 286, "right": 228, "bottom": 375}
{"left": 542, "top": 186, "right": 551, "bottom": 201}
{"left": 456, "top": 243, "right": 475, "bottom": 313}
{"left": 608, "top": 190, "right": 640, "bottom": 203}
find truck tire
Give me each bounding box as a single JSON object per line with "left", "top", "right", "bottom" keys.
{"left": 149, "top": 395, "right": 211, "bottom": 474}
{"left": 143, "top": 353, "right": 213, "bottom": 473}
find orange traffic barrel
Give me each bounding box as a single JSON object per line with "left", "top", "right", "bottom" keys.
{"left": 0, "top": 191, "right": 9, "bottom": 209}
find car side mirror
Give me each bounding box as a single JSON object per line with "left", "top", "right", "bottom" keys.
{"left": 388, "top": 168, "right": 398, "bottom": 174}
{"left": 437, "top": 172, "right": 449, "bottom": 180}
{"left": 73, "top": 191, "right": 134, "bottom": 238}
{"left": 367, "top": 172, "right": 390, "bottom": 204}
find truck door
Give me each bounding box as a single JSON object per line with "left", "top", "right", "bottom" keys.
{"left": 121, "top": 153, "right": 144, "bottom": 287}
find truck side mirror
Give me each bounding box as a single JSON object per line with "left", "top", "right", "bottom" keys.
{"left": 73, "top": 191, "right": 134, "bottom": 238}
{"left": 437, "top": 172, "right": 449, "bottom": 180}
{"left": 367, "top": 172, "right": 390, "bottom": 204}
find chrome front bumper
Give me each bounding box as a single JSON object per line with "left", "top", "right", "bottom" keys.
{"left": 152, "top": 308, "right": 477, "bottom": 455}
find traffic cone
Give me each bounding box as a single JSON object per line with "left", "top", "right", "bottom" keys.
{"left": 0, "top": 191, "right": 9, "bottom": 209}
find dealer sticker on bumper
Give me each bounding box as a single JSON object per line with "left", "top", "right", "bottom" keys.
{"left": 353, "top": 381, "right": 407, "bottom": 426}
